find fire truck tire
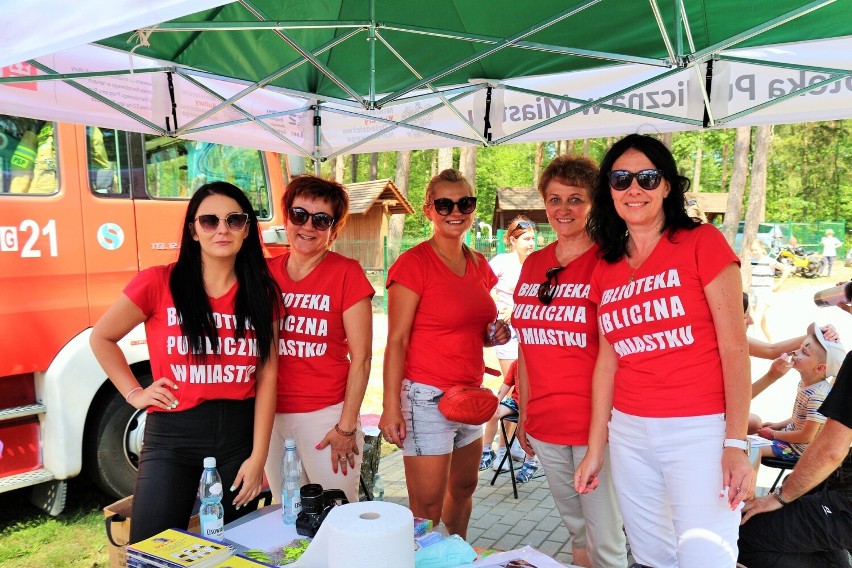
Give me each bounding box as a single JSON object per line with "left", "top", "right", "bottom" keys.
{"left": 86, "top": 373, "right": 151, "bottom": 499}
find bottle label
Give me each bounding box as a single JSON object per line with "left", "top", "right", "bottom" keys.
{"left": 200, "top": 514, "right": 224, "bottom": 541}
{"left": 288, "top": 495, "right": 302, "bottom": 516}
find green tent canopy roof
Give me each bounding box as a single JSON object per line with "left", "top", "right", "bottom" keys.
{"left": 1, "top": 0, "right": 851, "bottom": 157}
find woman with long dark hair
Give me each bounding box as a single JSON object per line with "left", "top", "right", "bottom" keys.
{"left": 574, "top": 134, "right": 753, "bottom": 567}
{"left": 91, "top": 181, "right": 280, "bottom": 543}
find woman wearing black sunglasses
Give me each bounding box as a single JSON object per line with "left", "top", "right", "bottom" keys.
{"left": 511, "top": 155, "right": 627, "bottom": 568}
{"left": 575, "top": 134, "right": 753, "bottom": 568}
{"left": 91, "top": 182, "right": 281, "bottom": 542}
{"left": 380, "top": 168, "right": 509, "bottom": 538}
{"left": 264, "top": 175, "right": 374, "bottom": 505}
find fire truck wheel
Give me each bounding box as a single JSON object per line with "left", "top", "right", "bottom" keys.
{"left": 86, "top": 373, "right": 151, "bottom": 499}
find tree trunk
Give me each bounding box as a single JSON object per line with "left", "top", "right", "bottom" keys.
{"left": 661, "top": 132, "right": 673, "bottom": 149}
{"left": 533, "top": 142, "right": 544, "bottom": 186}
{"left": 741, "top": 125, "right": 773, "bottom": 289}
{"left": 567, "top": 139, "right": 575, "bottom": 154}
{"left": 350, "top": 154, "right": 358, "bottom": 183}
{"left": 333, "top": 155, "right": 346, "bottom": 182}
{"left": 388, "top": 151, "right": 412, "bottom": 261}
{"left": 692, "top": 137, "right": 703, "bottom": 192}
{"left": 369, "top": 153, "right": 379, "bottom": 180}
{"left": 459, "top": 146, "right": 478, "bottom": 192}
{"left": 720, "top": 142, "right": 730, "bottom": 191}
{"left": 720, "top": 127, "right": 751, "bottom": 246}
{"left": 437, "top": 147, "right": 453, "bottom": 172}
{"left": 582, "top": 139, "right": 590, "bottom": 156}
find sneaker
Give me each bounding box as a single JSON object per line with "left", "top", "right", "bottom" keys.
{"left": 516, "top": 460, "right": 539, "bottom": 483}
{"left": 509, "top": 439, "right": 526, "bottom": 461}
{"left": 479, "top": 449, "right": 495, "bottom": 471}
{"left": 492, "top": 447, "right": 508, "bottom": 472}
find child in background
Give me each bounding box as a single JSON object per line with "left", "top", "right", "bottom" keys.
{"left": 481, "top": 360, "right": 540, "bottom": 482}
{"left": 751, "top": 323, "right": 845, "bottom": 466}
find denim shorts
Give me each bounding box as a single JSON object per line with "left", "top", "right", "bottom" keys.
{"left": 400, "top": 379, "right": 483, "bottom": 457}
{"left": 770, "top": 439, "right": 800, "bottom": 461}
{"left": 499, "top": 397, "right": 519, "bottom": 413}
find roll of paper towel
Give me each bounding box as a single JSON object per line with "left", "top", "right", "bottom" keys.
{"left": 293, "top": 501, "right": 415, "bottom": 568}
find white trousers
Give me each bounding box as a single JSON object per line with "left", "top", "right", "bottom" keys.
{"left": 265, "top": 402, "right": 364, "bottom": 504}
{"left": 608, "top": 409, "right": 740, "bottom": 568}
{"left": 527, "top": 434, "right": 628, "bottom": 568}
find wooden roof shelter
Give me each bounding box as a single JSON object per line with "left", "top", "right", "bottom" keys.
{"left": 492, "top": 186, "right": 546, "bottom": 230}
{"left": 334, "top": 179, "right": 414, "bottom": 270}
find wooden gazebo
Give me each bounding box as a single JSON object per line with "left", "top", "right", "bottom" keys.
{"left": 334, "top": 179, "right": 414, "bottom": 270}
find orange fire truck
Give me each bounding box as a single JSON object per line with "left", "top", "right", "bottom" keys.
{"left": 0, "top": 113, "right": 293, "bottom": 513}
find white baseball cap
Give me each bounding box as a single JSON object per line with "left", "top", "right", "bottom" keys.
{"left": 808, "top": 322, "right": 846, "bottom": 379}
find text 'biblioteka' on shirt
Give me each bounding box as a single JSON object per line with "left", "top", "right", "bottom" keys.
{"left": 598, "top": 268, "right": 682, "bottom": 306}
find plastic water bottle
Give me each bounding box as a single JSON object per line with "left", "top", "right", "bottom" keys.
{"left": 373, "top": 473, "right": 385, "bottom": 501}
{"left": 281, "top": 438, "right": 302, "bottom": 525}
{"left": 198, "top": 457, "right": 224, "bottom": 541}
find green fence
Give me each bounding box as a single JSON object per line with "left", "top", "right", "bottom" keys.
{"left": 340, "top": 220, "right": 846, "bottom": 314}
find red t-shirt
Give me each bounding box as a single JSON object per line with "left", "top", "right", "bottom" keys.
{"left": 590, "top": 224, "right": 739, "bottom": 418}
{"left": 124, "top": 264, "right": 259, "bottom": 413}
{"left": 512, "top": 243, "right": 599, "bottom": 445}
{"left": 387, "top": 242, "right": 497, "bottom": 391}
{"left": 502, "top": 360, "right": 520, "bottom": 405}
{"left": 268, "top": 251, "right": 375, "bottom": 413}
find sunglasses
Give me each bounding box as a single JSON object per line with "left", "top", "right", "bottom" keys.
{"left": 511, "top": 220, "right": 536, "bottom": 234}
{"left": 538, "top": 265, "right": 565, "bottom": 305}
{"left": 431, "top": 196, "right": 477, "bottom": 216}
{"left": 288, "top": 207, "right": 335, "bottom": 231}
{"left": 194, "top": 212, "right": 250, "bottom": 233}
{"left": 608, "top": 169, "right": 665, "bottom": 191}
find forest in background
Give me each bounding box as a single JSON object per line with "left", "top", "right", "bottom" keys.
{"left": 309, "top": 120, "right": 852, "bottom": 247}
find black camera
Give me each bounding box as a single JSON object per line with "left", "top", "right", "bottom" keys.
{"left": 295, "top": 483, "right": 349, "bottom": 538}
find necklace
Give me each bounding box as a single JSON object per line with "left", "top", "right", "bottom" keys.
{"left": 431, "top": 240, "right": 464, "bottom": 265}
{"left": 287, "top": 249, "right": 329, "bottom": 281}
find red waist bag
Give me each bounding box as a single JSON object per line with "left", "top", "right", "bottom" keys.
{"left": 437, "top": 385, "right": 498, "bottom": 425}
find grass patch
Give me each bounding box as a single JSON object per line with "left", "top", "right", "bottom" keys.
{"left": 0, "top": 477, "right": 112, "bottom": 568}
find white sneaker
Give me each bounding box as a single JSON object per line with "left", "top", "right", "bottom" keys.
{"left": 509, "top": 439, "right": 525, "bottom": 461}
{"left": 492, "top": 447, "right": 508, "bottom": 472}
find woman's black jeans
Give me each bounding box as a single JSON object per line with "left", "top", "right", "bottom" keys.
{"left": 129, "top": 398, "right": 256, "bottom": 543}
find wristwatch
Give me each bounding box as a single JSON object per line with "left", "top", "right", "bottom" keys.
{"left": 723, "top": 438, "right": 750, "bottom": 454}
{"left": 772, "top": 486, "right": 790, "bottom": 506}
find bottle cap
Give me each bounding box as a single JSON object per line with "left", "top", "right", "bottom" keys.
{"left": 204, "top": 456, "right": 216, "bottom": 468}
{"left": 285, "top": 437, "right": 297, "bottom": 449}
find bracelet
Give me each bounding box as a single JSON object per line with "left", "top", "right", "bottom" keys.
{"left": 334, "top": 423, "right": 356, "bottom": 437}
{"left": 125, "top": 386, "right": 143, "bottom": 403}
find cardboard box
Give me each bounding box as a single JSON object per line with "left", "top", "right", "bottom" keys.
{"left": 104, "top": 495, "right": 200, "bottom": 568}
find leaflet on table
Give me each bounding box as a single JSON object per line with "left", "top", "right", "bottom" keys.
{"left": 126, "top": 527, "right": 234, "bottom": 568}
{"left": 211, "top": 554, "right": 276, "bottom": 567}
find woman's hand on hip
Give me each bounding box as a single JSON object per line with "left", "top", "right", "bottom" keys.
{"left": 129, "top": 378, "right": 179, "bottom": 410}
{"left": 574, "top": 452, "right": 603, "bottom": 494}
{"left": 317, "top": 428, "right": 359, "bottom": 475}
{"left": 721, "top": 448, "right": 755, "bottom": 510}
{"left": 378, "top": 408, "right": 406, "bottom": 449}
{"left": 230, "top": 454, "right": 265, "bottom": 509}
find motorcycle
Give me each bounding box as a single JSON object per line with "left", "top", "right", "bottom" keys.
{"left": 774, "top": 245, "right": 822, "bottom": 278}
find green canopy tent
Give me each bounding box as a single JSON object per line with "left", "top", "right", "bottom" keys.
{"left": 1, "top": 0, "right": 851, "bottom": 164}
